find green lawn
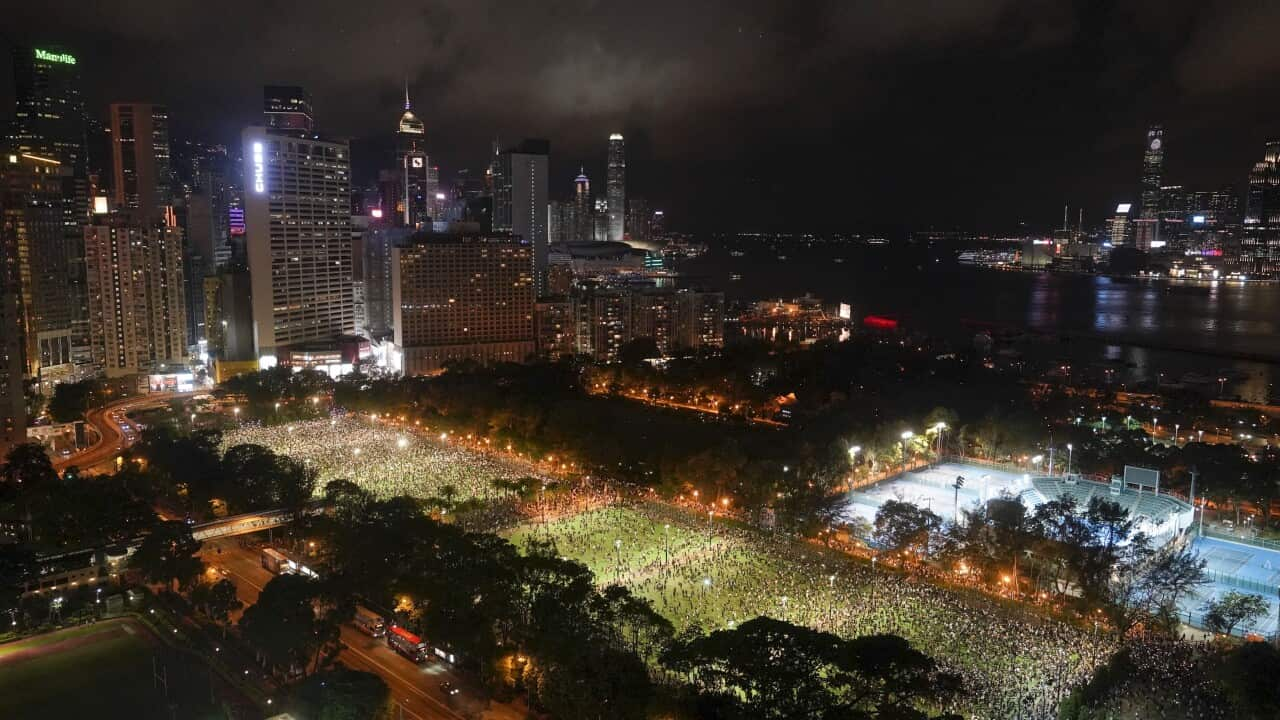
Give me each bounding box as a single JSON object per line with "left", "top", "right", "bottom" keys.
{"left": 503, "top": 502, "right": 1113, "bottom": 719}
{"left": 0, "top": 620, "right": 229, "bottom": 720}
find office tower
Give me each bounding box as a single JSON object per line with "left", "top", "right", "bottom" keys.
{"left": 1139, "top": 126, "right": 1164, "bottom": 218}
{"left": 392, "top": 231, "right": 535, "bottom": 375}
{"left": 1109, "top": 203, "right": 1133, "bottom": 246}
{"left": 0, "top": 179, "right": 27, "bottom": 454}
{"left": 493, "top": 139, "right": 549, "bottom": 293}
{"left": 84, "top": 220, "right": 188, "bottom": 376}
{"left": 242, "top": 127, "right": 355, "bottom": 363}
{"left": 110, "top": 103, "right": 172, "bottom": 222}
{"left": 607, "top": 133, "right": 625, "bottom": 242}
{"left": 203, "top": 269, "right": 255, "bottom": 380}
{"left": 1, "top": 153, "right": 75, "bottom": 389}
{"left": 592, "top": 198, "right": 610, "bottom": 242}
{"left": 650, "top": 209, "right": 666, "bottom": 237}
{"left": 548, "top": 200, "right": 574, "bottom": 245}
{"left": 396, "top": 87, "right": 430, "bottom": 228}
{"left": 263, "top": 86, "right": 314, "bottom": 132}
{"left": 574, "top": 170, "right": 592, "bottom": 242}
{"left": 362, "top": 225, "right": 414, "bottom": 340}
{"left": 7, "top": 46, "right": 86, "bottom": 176}
{"left": 8, "top": 45, "right": 92, "bottom": 377}
{"left": 1245, "top": 140, "right": 1280, "bottom": 226}
{"left": 1134, "top": 126, "right": 1164, "bottom": 250}
{"left": 627, "top": 196, "right": 650, "bottom": 245}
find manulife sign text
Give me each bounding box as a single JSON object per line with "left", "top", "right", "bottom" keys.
{"left": 34, "top": 49, "right": 77, "bottom": 65}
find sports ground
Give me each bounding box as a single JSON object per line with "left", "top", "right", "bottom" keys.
{"left": 842, "top": 461, "right": 1034, "bottom": 525}
{"left": 1181, "top": 535, "right": 1280, "bottom": 638}
{"left": 0, "top": 618, "right": 234, "bottom": 720}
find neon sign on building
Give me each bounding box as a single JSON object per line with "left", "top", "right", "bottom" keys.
{"left": 252, "top": 142, "right": 265, "bottom": 193}
{"left": 34, "top": 49, "right": 76, "bottom": 65}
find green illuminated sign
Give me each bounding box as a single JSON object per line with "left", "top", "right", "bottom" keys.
{"left": 34, "top": 49, "right": 77, "bottom": 66}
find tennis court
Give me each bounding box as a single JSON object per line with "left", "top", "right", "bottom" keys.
{"left": 1178, "top": 535, "right": 1280, "bottom": 638}
{"left": 842, "top": 462, "right": 1034, "bottom": 525}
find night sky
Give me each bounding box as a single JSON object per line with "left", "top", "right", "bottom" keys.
{"left": 5, "top": 0, "right": 1280, "bottom": 234}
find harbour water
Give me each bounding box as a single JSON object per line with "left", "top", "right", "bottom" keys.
{"left": 682, "top": 242, "right": 1280, "bottom": 402}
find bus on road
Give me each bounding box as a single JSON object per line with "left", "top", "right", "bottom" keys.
{"left": 354, "top": 606, "right": 386, "bottom": 637}
{"left": 387, "top": 625, "right": 427, "bottom": 662}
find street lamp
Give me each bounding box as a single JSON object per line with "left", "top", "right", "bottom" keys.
{"left": 1066, "top": 444, "right": 1073, "bottom": 476}
{"left": 1198, "top": 429, "right": 1204, "bottom": 443}
{"left": 900, "top": 430, "right": 914, "bottom": 473}
{"left": 1174, "top": 423, "right": 1180, "bottom": 445}
{"left": 933, "top": 422, "right": 947, "bottom": 461}
{"left": 849, "top": 445, "right": 861, "bottom": 459}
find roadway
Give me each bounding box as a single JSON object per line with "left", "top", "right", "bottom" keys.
{"left": 53, "top": 392, "right": 193, "bottom": 475}
{"left": 199, "top": 537, "right": 527, "bottom": 720}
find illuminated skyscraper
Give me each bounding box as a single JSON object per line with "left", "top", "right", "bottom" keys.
{"left": 8, "top": 45, "right": 92, "bottom": 376}
{"left": 1135, "top": 125, "right": 1164, "bottom": 250}
{"left": 109, "top": 103, "right": 172, "bottom": 222}
{"left": 1, "top": 153, "right": 75, "bottom": 389}
{"left": 607, "top": 133, "right": 626, "bottom": 242}
{"left": 396, "top": 86, "right": 430, "bottom": 228}
{"left": 241, "top": 127, "right": 355, "bottom": 363}
{"left": 392, "top": 232, "right": 535, "bottom": 375}
{"left": 574, "top": 169, "right": 592, "bottom": 242}
{"left": 7, "top": 46, "right": 86, "bottom": 176}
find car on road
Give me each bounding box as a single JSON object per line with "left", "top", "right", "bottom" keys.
{"left": 439, "top": 681, "right": 460, "bottom": 696}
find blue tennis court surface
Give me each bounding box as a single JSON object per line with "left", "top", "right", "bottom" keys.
{"left": 1179, "top": 535, "right": 1280, "bottom": 638}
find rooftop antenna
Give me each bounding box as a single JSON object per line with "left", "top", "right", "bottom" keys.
{"left": 403, "top": 79, "right": 411, "bottom": 111}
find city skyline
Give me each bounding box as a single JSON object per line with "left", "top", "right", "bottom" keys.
{"left": 6, "top": 2, "right": 1280, "bottom": 233}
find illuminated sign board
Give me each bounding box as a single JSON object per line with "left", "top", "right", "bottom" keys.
{"left": 252, "top": 141, "right": 265, "bottom": 193}
{"left": 838, "top": 303, "right": 852, "bottom": 320}
{"left": 1115, "top": 203, "right": 1132, "bottom": 214}
{"left": 229, "top": 207, "right": 245, "bottom": 235}
{"left": 411, "top": 156, "right": 424, "bottom": 168}
{"left": 1191, "top": 215, "right": 1206, "bottom": 224}
{"left": 34, "top": 49, "right": 76, "bottom": 65}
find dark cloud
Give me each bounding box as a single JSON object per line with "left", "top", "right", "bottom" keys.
{"left": 3, "top": 0, "right": 1279, "bottom": 232}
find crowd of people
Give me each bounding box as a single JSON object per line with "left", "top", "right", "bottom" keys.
{"left": 223, "top": 416, "right": 550, "bottom": 502}
{"left": 506, "top": 500, "right": 1116, "bottom": 720}
{"left": 231, "top": 412, "right": 1178, "bottom": 719}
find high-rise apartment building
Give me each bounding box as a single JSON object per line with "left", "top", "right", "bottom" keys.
{"left": 263, "top": 86, "right": 314, "bottom": 132}
{"left": 109, "top": 103, "right": 172, "bottom": 222}
{"left": 392, "top": 231, "right": 535, "bottom": 375}
{"left": 1, "top": 153, "right": 75, "bottom": 389}
{"left": 493, "top": 139, "right": 549, "bottom": 293}
{"left": 607, "top": 133, "right": 626, "bottom": 243}
{"left": 241, "top": 127, "right": 356, "bottom": 363}
{"left": 84, "top": 219, "right": 188, "bottom": 376}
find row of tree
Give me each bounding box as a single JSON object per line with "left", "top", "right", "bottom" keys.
{"left": 872, "top": 493, "right": 1210, "bottom": 636}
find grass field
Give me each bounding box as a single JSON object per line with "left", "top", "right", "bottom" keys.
{"left": 503, "top": 502, "right": 1112, "bottom": 719}
{"left": 0, "top": 620, "right": 231, "bottom": 720}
